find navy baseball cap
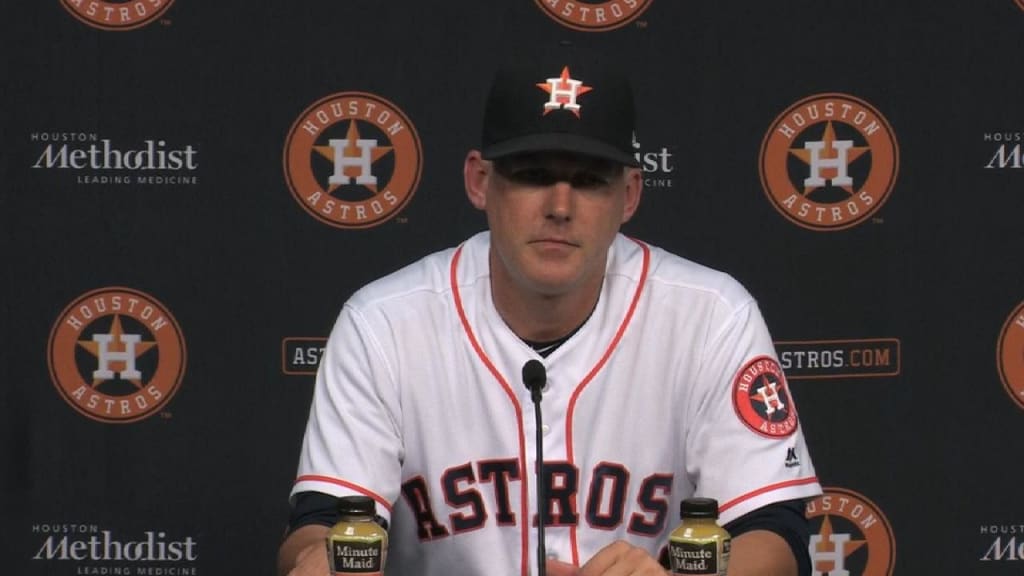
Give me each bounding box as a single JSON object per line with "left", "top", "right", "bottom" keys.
{"left": 480, "top": 46, "right": 640, "bottom": 168}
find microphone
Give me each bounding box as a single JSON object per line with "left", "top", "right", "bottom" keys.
{"left": 522, "top": 359, "right": 547, "bottom": 576}
{"left": 523, "top": 359, "right": 546, "bottom": 403}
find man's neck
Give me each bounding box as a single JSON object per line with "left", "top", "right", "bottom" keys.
{"left": 489, "top": 257, "right": 602, "bottom": 343}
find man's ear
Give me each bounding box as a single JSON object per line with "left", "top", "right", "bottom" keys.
{"left": 621, "top": 167, "right": 643, "bottom": 223}
{"left": 464, "top": 150, "right": 490, "bottom": 210}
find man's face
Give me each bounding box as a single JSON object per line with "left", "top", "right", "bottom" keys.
{"left": 479, "top": 151, "right": 642, "bottom": 298}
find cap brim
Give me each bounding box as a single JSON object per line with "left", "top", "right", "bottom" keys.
{"left": 481, "top": 133, "right": 639, "bottom": 167}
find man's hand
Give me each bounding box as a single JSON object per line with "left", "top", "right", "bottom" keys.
{"left": 277, "top": 524, "right": 330, "bottom": 576}
{"left": 546, "top": 540, "right": 666, "bottom": 576}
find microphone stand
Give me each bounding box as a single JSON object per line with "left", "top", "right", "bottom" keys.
{"left": 532, "top": 394, "right": 546, "bottom": 576}
{"left": 522, "top": 360, "right": 547, "bottom": 576}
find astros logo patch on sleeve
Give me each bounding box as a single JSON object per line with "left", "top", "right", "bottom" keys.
{"left": 732, "top": 356, "right": 798, "bottom": 437}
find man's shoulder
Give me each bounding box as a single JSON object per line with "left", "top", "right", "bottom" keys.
{"left": 622, "top": 236, "right": 754, "bottom": 308}
{"left": 347, "top": 231, "right": 487, "bottom": 310}
{"left": 348, "top": 247, "right": 457, "bottom": 309}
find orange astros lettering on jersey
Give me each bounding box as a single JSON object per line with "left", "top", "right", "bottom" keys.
{"left": 732, "top": 356, "right": 798, "bottom": 437}
{"left": 399, "top": 459, "right": 674, "bottom": 539}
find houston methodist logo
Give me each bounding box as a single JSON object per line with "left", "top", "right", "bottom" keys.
{"left": 997, "top": 300, "right": 1024, "bottom": 411}
{"left": 731, "top": 356, "right": 798, "bottom": 437}
{"left": 61, "top": 0, "right": 175, "bottom": 31}
{"left": 806, "top": 488, "right": 896, "bottom": 576}
{"left": 534, "top": 0, "right": 653, "bottom": 32}
{"left": 284, "top": 92, "right": 422, "bottom": 229}
{"left": 760, "top": 93, "right": 899, "bottom": 231}
{"left": 48, "top": 287, "right": 186, "bottom": 423}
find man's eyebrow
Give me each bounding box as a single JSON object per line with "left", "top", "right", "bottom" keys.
{"left": 500, "top": 158, "right": 617, "bottom": 170}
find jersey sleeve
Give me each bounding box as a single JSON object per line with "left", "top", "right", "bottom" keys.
{"left": 290, "top": 302, "right": 403, "bottom": 522}
{"left": 684, "top": 297, "right": 820, "bottom": 525}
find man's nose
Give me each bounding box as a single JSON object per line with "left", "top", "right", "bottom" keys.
{"left": 546, "top": 181, "right": 574, "bottom": 221}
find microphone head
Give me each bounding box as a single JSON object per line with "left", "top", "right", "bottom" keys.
{"left": 522, "top": 359, "right": 547, "bottom": 402}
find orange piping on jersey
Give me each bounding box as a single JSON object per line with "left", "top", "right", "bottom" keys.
{"left": 564, "top": 238, "right": 650, "bottom": 565}
{"left": 718, "top": 476, "right": 820, "bottom": 514}
{"left": 450, "top": 244, "right": 531, "bottom": 576}
{"left": 294, "top": 474, "right": 393, "bottom": 513}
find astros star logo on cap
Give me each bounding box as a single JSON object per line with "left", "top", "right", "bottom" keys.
{"left": 537, "top": 67, "right": 592, "bottom": 117}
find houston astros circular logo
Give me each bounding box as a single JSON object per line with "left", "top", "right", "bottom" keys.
{"left": 284, "top": 92, "right": 422, "bottom": 229}
{"left": 732, "top": 356, "right": 798, "bottom": 437}
{"left": 61, "top": 0, "right": 175, "bottom": 30}
{"left": 805, "top": 487, "right": 896, "bottom": 576}
{"left": 997, "top": 300, "right": 1024, "bottom": 411}
{"left": 760, "top": 93, "right": 899, "bottom": 231}
{"left": 533, "top": 0, "right": 653, "bottom": 32}
{"left": 48, "top": 287, "right": 186, "bottom": 423}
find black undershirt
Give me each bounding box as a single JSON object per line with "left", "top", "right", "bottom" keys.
{"left": 522, "top": 334, "right": 573, "bottom": 357}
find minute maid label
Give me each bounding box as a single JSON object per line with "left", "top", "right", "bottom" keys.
{"left": 669, "top": 541, "right": 721, "bottom": 575}
{"left": 330, "top": 541, "right": 383, "bottom": 574}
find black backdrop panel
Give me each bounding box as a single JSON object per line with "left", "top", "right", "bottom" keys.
{"left": 4, "top": 1, "right": 1024, "bottom": 575}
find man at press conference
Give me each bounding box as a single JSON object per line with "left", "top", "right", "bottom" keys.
{"left": 277, "top": 43, "right": 821, "bottom": 576}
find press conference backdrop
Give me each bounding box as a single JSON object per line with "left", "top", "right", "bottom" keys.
{"left": 3, "top": 1, "right": 1023, "bottom": 574}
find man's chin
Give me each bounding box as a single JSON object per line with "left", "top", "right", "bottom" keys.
{"left": 524, "top": 272, "right": 585, "bottom": 297}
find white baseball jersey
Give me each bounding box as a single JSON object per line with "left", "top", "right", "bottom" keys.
{"left": 292, "top": 231, "right": 820, "bottom": 575}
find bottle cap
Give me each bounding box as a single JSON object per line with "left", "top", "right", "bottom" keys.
{"left": 337, "top": 495, "right": 377, "bottom": 516}
{"left": 680, "top": 497, "right": 719, "bottom": 519}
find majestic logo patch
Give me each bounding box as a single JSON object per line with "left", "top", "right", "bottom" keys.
{"left": 732, "top": 356, "right": 798, "bottom": 437}
{"left": 48, "top": 287, "right": 186, "bottom": 423}
{"left": 997, "top": 301, "right": 1024, "bottom": 411}
{"left": 61, "top": 0, "right": 175, "bottom": 31}
{"left": 533, "top": 0, "right": 654, "bottom": 32}
{"left": 283, "top": 92, "right": 422, "bottom": 229}
{"left": 784, "top": 447, "right": 800, "bottom": 468}
{"left": 760, "top": 93, "right": 899, "bottom": 231}
{"left": 538, "top": 66, "right": 592, "bottom": 117}
{"left": 805, "top": 488, "right": 896, "bottom": 576}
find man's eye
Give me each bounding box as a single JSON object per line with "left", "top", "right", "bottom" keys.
{"left": 501, "top": 166, "right": 611, "bottom": 188}
{"left": 508, "top": 169, "right": 558, "bottom": 186}
{"left": 570, "top": 172, "right": 609, "bottom": 189}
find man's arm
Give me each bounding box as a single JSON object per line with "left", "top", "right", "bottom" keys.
{"left": 277, "top": 524, "right": 329, "bottom": 576}
{"left": 727, "top": 529, "right": 798, "bottom": 576}
{"left": 546, "top": 527, "right": 799, "bottom": 576}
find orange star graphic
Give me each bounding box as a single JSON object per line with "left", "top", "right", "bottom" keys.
{"left": 537, "top": 66, "right": 592, "bottom": 117}
{"left": 789, "top": 121, "right": 869, "bottom": 195}
{"left": 77, "top": 315, "right": 156, "bottom": 389}
{"left": 313, "top": 120, "right": 393, "bottom": 194}
{"left": 814, "top": 515, "right": 867, "bottom": 573}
